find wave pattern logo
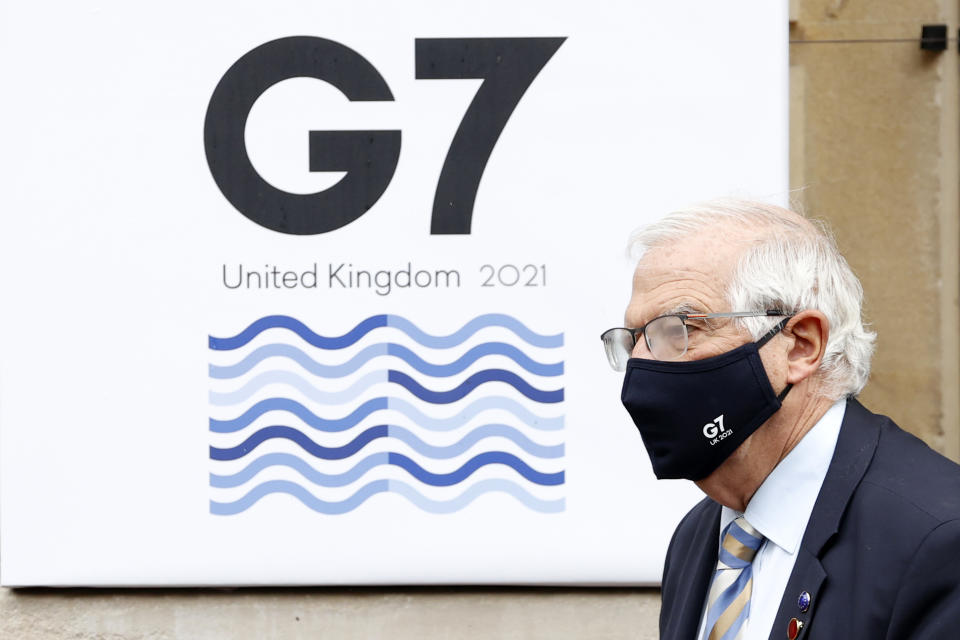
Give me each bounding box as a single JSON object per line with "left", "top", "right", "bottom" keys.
{"left": 208, "top": 315, "right": 565, "bottom": 515}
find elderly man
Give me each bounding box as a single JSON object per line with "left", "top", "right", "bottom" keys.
{"left": 601, "top": 200, "right": 960, "bottom": 639}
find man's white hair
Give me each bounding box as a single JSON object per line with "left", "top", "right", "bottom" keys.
{"left": 629, "top": 198, "right": 875, "bottom": 399}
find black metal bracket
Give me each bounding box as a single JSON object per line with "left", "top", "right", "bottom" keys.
{"left": 920, "top": 24, "right": 947, "bottom": 51}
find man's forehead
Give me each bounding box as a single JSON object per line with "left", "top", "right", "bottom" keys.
{"left": 626, "top": 230, "right": 748, "bottom": 322}
{"left": 626, "top": 266, "right": 726, "bottom": 320}
{"left": 632, "top": 245, "right": 741, "bottom": 290}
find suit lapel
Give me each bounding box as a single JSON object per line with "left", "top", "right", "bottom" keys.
{"left": 662, "top": 501, "right": 721, "bottom": 640}
{"left": 767, "top": 399, "right": 880, "bottom": 639}
{"left": 767, "top": 548, "right": 826, "bottom": 639}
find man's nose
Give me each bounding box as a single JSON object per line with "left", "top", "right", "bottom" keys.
{"left": 632, "top": 335, "right": 654, "bottom": 359}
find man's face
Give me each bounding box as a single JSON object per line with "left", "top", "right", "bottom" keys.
{"left": 624, "top": 229, "right": 755, "bottom": 361}
{"left": 623, "top": 227, "right": 800, "bottom": 504}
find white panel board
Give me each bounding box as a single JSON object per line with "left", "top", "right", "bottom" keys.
{"left": 0, "top": 0, "right": 788, "bottom": 585}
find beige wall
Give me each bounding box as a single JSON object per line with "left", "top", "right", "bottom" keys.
{"left": 2, "top": 2, "right": 957, "bottom": 637}
{"left": 790, "top": 0, "right": 960, "bottom": 461}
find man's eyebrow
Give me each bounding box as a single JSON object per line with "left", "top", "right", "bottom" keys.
{"left": 626, "top": 301, "right": 706, "bottom": 327}
{"left": 667, "top": 301, "right": 705, "bottom": 315}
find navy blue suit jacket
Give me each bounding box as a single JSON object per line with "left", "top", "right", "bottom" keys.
{"left": 660, "top": 399, "right": 960, "bottom": 639}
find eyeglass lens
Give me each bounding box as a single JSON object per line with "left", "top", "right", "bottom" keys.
{"left": 602, "top": 328, "right": 635, "bottom": 371}
{"left": 602, "top": 315, "right": 690, "bottom": 370}
{"left": 645, "top": 315, "right": 687, "bottom": 361}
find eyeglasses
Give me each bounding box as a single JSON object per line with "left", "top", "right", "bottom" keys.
{"left": 600, "top": 310, "right": 790, "bottom": 370}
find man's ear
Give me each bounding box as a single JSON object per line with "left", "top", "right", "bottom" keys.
{"left": 784, "top": 310, "right": 829, "bottom": 385}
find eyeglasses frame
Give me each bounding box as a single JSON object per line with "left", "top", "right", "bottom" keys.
{"left": 600, "top": 309, "right": 791, "bottom": 364}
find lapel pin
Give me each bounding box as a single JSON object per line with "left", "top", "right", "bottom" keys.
{"left": 787, "top": 617, "right": 804, "bottom": 639}
{"left": 798, "top": 591, "right": 811, "bottom": 613}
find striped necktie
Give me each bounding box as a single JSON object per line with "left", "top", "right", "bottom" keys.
{"left": 701, "top": 516, "right": 766, "bottom": 640}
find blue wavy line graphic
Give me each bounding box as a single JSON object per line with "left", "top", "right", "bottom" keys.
{"left": 209, "top": 429, "right": 563, "bottom": 485}
{"left": 385, "top": 315, "right": 562, "bottom": 349}
{"left": 389, "top": 479, "right": 565, "bottom": 514}
{"left": 209, "top": 342, "right": 564, "bottom": 379}
{"left": 211, "top": 425, "right": 388, "bottom": 461}
{"left": 210, "top": 315, "right": 386, "bottom": 351}
{"left": 211, "top": 452, "right": 389, "bottom": 488}
{"left": 211, "top": 479, "right": 391, "bottom": 515}
{"left": 388, "top": 369, "right": 563, "bottom": 404}
{"left": 210, "top": 449, "right": 563, "bottom": 487}
{"left": 209, "top": 424, "right": 563, "bottom": 464}
{"left": 209, "top": 369, "right": 562, "bottom": 407}
{"left": 209, "top": 397, "right": 387, "bottom": 433}
{"left": 209, "top": 370, "right": 387, "bottom": 406}
{"left": 209, "top": 396, "right": 564, "bottom": 433}
{"left": 388, "top": 424, "right": 564, "bottom": 458}
{"left": 209, "top": 478, "right": 565, "bottom": 515}
{"left": 209, "top": 314, "right": 563, "bottom": 351}
{"left": 389, "top": 452, "right": 563, "bottom": 486}
{"left": 385, "top": 397, "right": 564, "bottom": 432}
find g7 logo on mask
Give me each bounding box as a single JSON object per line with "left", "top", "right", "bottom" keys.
{"left": 204, "top": 36, "right": 565, "bottom": 235}
{"left": 702, "top": 415, "right": 728, "bottom": 443}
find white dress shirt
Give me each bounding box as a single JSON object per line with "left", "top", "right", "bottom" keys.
{"left": 695, "top": 400, "right": 846, "bottom": 640}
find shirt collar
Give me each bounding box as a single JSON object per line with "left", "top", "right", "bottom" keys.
{"left": 719, "top": 399, "right": 846, "bottom": 555}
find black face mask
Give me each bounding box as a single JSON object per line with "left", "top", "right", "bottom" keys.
{"left": 620, "top": 320, "right": 791, "bottom": 481}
